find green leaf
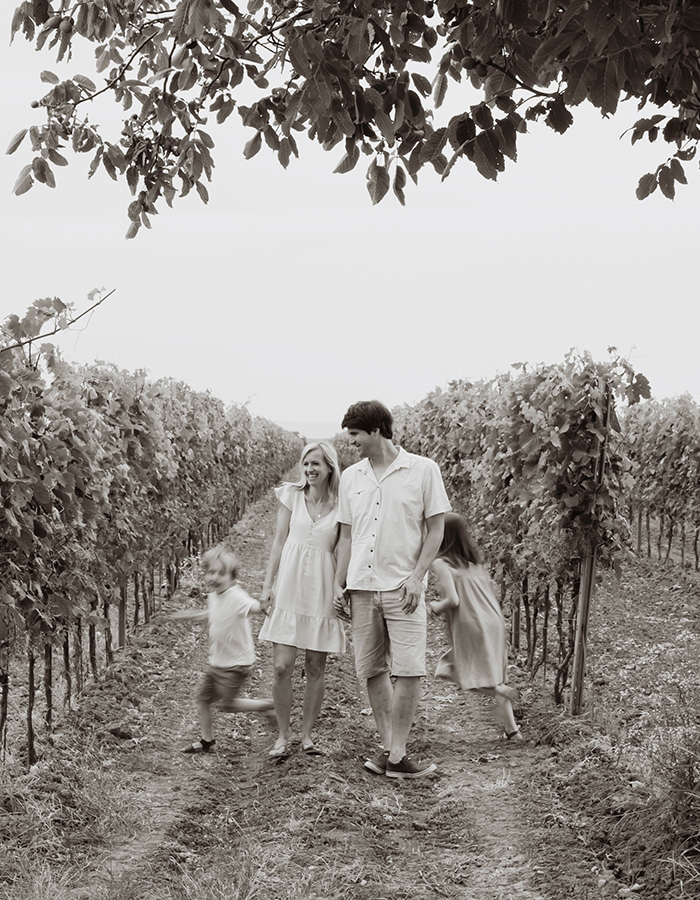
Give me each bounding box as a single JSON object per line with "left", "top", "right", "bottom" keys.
{"left": 334, "top": 146, "right": 359, "bottom": 174}
{"left": 393, "top": 164, "right": 406, "bottom": 205}
{"left": 658, "top": 165, "right": 675, "bottom": 200}
{"left": 40, "top": 70, "right": 59, "bottom": 84}
{"left": 669, "top": 157, "right": 687, "bottom": 185}
{"left": 374, "top": 109, "right": 395, "bottom": 146}
{"left": 472, "top": 102, "right": 493, "bottom": 131}
{"left": 243, "top": 131, "right": 262, "bottom": 159}
{"left": 366, "top": 160, "right": 390, "bottom": 204}
{"left": 472, "top": 132, "right": 499, "bottom": 180}
{"left": 6, "top": 129, "right": 28, "bottom": 155}
{"left": 411, "top": 73, "right": 432, "bottom": 97}
{"left": 433, "top": 72, "right": 448, "bottom": 109}
{"left": 13, "top": 164, "right": 34, "bottom": 196}
{"left": 635, "top": 173, "right": 656, "bottom": 200}
{"left": 545, "top": 96, "right": 574, "bottom": 134}
{"left": 48, "top": 148, "right": 69, "bottom": 166}
{"left": 73, "top": 73, "right": 97, "bottom": 93}
{"left": 419, "top": 127, "right": 447, "bottom": 164}
{"left": 278, "top": 137, "right": 291, "bottom": 168}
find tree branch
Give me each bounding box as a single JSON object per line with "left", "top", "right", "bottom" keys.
{"left": 1, "top": 289, "right": 116, "bottom": 354}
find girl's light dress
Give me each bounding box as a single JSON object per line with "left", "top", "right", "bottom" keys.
{"left": 435, "top": 562, "right": 508, "bottom": 691}
{"left": 259, "top": 484, "right": 346, "bottom": 654}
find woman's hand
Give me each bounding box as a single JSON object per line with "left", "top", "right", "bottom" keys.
{"left": 259, "top": 587, "right": 274, "bottom": 615}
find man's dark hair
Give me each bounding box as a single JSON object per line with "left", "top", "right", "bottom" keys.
{"left": 341, "top": 400, "right": 393, "bottom": 439}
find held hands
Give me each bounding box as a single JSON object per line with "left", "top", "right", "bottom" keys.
{"left": 333, "top": 584, "right": 351, "bottom": 621}
{"left": 428, "top": 599, "right": 444, "bottom": 619}
{"left": 259, "top": 587, "right": 274, "bottom": 616}
{"left": 400, "top": 576, "right": 423, "bottom": 614}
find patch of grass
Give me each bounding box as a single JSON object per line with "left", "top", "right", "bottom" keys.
{"left": 0, "top": 750, "right": 149, "bottom": 896}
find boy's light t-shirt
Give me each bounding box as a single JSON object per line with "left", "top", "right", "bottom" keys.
{"left": 207, "top": 585, "right": 257, "bottom": 668}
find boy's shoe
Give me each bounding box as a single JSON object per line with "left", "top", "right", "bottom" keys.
{"left": 364, "top": 749, "right": 390, "bottom": 774}
{"left": 385, "top": 756, "right": 437, "bottom": 779}
{"left": 181, "top": 738, "right": 215, "bottom": 754}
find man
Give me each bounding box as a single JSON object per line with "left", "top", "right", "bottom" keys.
{"left": 333, "top": 400, "right": 451, "bottom": 779}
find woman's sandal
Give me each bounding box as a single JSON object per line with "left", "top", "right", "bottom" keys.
{"left": 301, "top": 740, "right": 324, "bottom": 756}
{"left": 501, "top": 727, "right": 524, "bottom": 742}
{"left": 268, "top": 738, "right": 292, "bottom": 759}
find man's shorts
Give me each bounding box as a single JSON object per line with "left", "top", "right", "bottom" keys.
{"left": 196, "top": 664, "right": 251, "bottom": 706}
{"left": 349, "top": 589, "right": 427, "bottom": 680}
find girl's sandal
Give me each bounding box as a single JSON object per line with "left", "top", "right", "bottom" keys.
{"left": 501, "top": 728, "right": 524, "bottom": 742}
{"left": 181, "top": 738, "right": 216, "bottom": 754}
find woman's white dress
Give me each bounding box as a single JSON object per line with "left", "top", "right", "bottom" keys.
{"left": 259, "top": 484, "right": 346, "bottom": 653}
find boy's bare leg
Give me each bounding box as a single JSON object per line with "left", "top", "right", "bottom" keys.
{"left": 301, "top": 650, "right": 327, "bottom": 749}
{"left": 226, "top": 698, "right": 274, "bottom": 712}
{"left": 198, "top": 700, "right": 214, "bottom": 743}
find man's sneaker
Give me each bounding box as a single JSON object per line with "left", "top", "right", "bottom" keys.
{"left": 364, "top": 749, "right": 390, "bottom": 774}
{"left": 385, "top": 756, "right": 437, "bottom": 779}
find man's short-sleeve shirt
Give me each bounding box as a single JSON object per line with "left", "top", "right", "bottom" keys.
{"left": 337, "top": 447, "right": 451, "bottom": 591}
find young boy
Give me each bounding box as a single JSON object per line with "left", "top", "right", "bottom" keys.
{"left": 172, "top": 544, "right": 274, "bottom": 754}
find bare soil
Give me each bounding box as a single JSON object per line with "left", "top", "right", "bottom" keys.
{"left": 3, "top": 488, "right": 699, "bottom": 900}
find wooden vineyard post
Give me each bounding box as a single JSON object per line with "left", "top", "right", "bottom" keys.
{"left": 568, "top": 384, "right": 611, "bottom": 716}
{"left": 568, "top": 543, "right": 598, "bottom": 715}
{"left": 0, "top": 609, "right": 9, "bottom": 758}
{"left": 44, "top": 641, "right": 53, "bottom": 730}
{"left": 118, "top": 583, "right": 127, "bottom": 648}
{"left": 27, "top": 645, "right": 36, "bottom": 766}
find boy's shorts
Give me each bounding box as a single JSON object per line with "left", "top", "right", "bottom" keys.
{"left": 349, "top": 589, "right": 427, "bottom": 681}
{"left": 196, "top": 664, "right": 251, "bottom": 706}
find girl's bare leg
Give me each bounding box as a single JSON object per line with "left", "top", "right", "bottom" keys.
{"left": 479, "top": 686, "right": 521, "bottom": 738}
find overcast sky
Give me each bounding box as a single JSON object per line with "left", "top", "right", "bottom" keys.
{"left": 2, "top": 30, "right": 698, "bottom": 439}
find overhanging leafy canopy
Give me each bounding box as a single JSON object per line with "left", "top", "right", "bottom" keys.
{"left": 8, "top": 0, "right": 700, "bottom": 236}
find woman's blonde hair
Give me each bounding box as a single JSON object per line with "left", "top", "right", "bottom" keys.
{"left": 290, "top": 440, "right": 341, "bottom": 499}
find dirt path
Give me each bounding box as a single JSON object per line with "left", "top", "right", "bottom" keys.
{"left": 57, "top": 488, "right": 610, "bottom": 900}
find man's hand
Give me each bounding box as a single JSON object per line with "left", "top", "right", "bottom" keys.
{"left": 333, "top": 584, "right": 351, "bottom": 621}
{"left": 400, "top": 576, "right": 424, "bottom": 613}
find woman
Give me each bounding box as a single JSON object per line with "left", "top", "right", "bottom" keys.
{"left": 259, "top": 440, "right": 346, "bottom": 757}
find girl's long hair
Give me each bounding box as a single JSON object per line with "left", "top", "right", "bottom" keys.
{"left": 438, "top": 513, "right": 482, "bottom": 568}
{"left": 289, "top": 440, "right": 341, "bottom": 500}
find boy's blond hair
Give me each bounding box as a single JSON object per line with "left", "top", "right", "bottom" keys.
{"left": 201, "top": 544, "right": 239, "bottom": 579}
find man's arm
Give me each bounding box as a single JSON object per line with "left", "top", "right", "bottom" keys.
{"left": 400, "top": 513, "right": 445, "bottom": 613}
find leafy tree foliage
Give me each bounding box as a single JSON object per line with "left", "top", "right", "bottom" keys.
{"left": 8, "top": 0, "right": 700, "bottom": 235}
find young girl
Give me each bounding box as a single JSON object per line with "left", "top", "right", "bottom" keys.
{"left": 429, "top": 513, "right": 522, "bottom": 741}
